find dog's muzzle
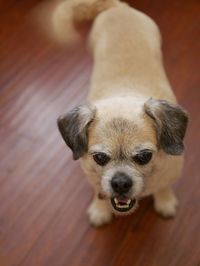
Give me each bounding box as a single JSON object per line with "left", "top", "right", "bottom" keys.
{"left": 110, "top": 172, "right": 137, "bottom": 212}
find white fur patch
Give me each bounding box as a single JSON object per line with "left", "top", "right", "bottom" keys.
{"left": 87, "top": 197, "right": 112, "bottom": 226}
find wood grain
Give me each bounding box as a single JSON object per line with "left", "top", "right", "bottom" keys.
{"left": 0, "top": 0, "right": 200, "bottom": 265}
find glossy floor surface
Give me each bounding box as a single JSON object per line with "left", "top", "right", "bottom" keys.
{"left": 0, "top": 0, "right": 200, "bottom": 265}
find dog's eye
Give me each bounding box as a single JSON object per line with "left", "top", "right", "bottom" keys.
{"left": 93, "top": 153, "right": 110, "bottom": 166}
{"left": 132, "top": 151, "right": 152, "bottom": 165}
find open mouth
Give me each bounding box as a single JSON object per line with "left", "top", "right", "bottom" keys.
{"left": 111, "top": 196, "right": 137, "bottom": 212}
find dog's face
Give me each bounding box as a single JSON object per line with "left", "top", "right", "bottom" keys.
{"left": 58, "top": 97, "right": 188, "bottom": 214}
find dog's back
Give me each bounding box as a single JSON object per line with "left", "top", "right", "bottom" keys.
{"left": 50, "top": 0, "right": 175, "bottom": 102}
{"left": 88, "top": 4, "right": 175, "bottom": 102}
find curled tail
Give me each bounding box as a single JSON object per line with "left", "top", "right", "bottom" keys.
{"left": 52, "top": 0, "right": 120, "bottom": 44}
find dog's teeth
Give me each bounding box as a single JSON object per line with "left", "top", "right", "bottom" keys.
{"left": 113, "top": 198, "right": 132, "bottom": 209}
{"left": 114, "top": 198, "right": 118, "bottom": 204}
{"left": 117, "top": 204, "right": 128, "bottom": 208}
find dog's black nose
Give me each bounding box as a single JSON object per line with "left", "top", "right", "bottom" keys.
{"left": 111, "top": 172, "right": 133, "bottom": 194}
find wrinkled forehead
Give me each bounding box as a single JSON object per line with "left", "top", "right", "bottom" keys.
{"left": 89, "top": 116, "right": 157, "bottom": 156}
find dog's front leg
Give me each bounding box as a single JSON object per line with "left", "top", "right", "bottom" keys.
{"left": 87, "top": 196, "right": 113, "bottom": 227}
{"left": 153, "top": 187, "right": 179, "bottom": 218}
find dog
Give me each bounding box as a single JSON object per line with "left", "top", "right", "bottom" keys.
{"left": 51, "top": 0, "right": 188, "bottom": 226}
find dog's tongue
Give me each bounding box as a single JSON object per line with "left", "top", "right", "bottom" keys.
{"left": 116, "top": 196, "right": 129, "bottom": 204}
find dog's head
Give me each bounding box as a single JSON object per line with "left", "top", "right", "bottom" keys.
{"left": 57, "top": 97, "right": 188, "bottom": 214}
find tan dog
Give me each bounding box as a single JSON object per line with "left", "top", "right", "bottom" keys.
{"left": 53, "top": 0, "right": 188, "bottom": 226}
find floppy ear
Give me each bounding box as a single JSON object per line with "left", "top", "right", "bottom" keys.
{"left": 57, "top": 104, "right": 96, "bottom": 160}
{"left": 144, "top": 98, "right": 188, "bottom": 155}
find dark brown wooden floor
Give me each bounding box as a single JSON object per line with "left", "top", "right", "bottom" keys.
{"left": 0, "top": 0, "right": 200, "bottom": 265}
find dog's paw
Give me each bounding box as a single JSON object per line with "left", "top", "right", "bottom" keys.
{"left": 154, "top": 193, "right": 179, "bottom": 218}
{"left": 87, "top": 199, "right": 112, "bottom": 227}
